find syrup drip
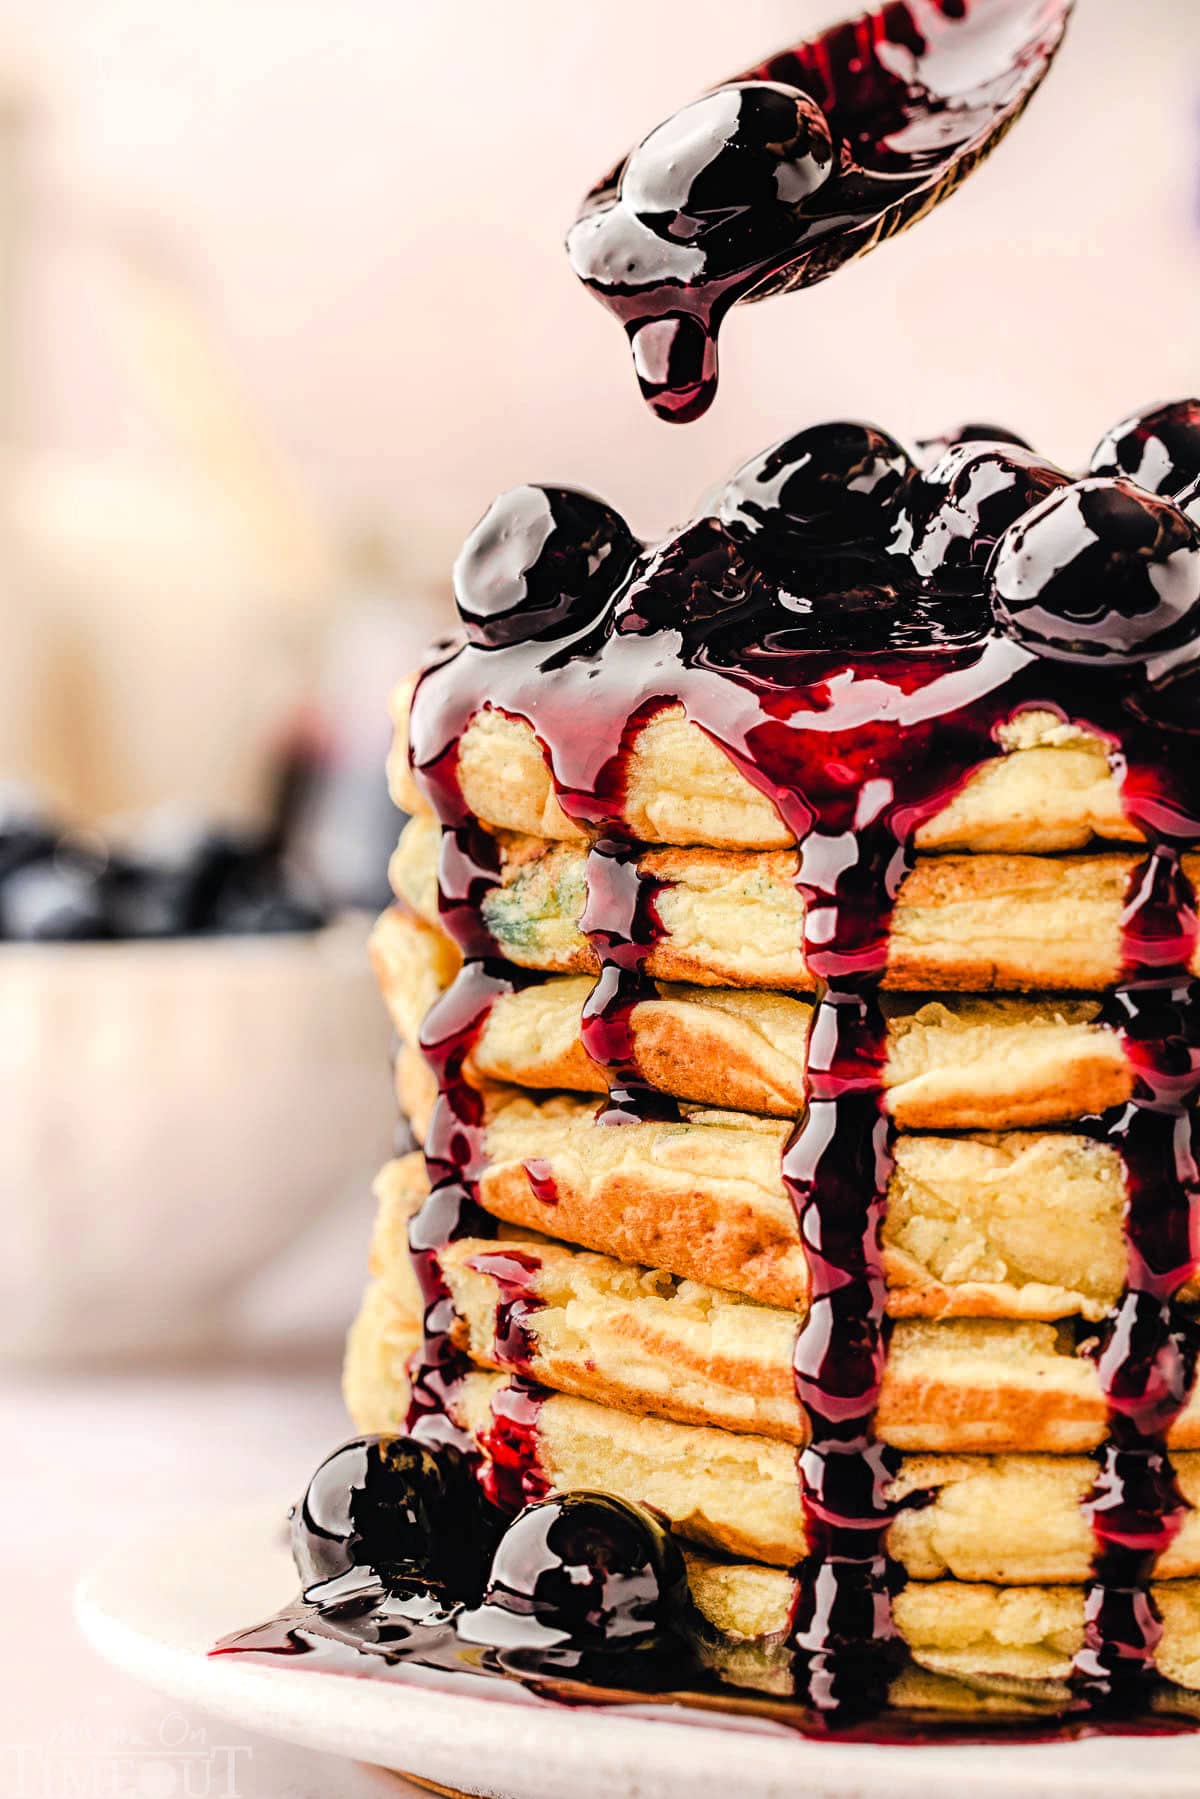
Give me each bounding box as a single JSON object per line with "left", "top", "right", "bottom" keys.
{"left": 567, "top": 0, "right": 1071, "bottom": 420}
{"left": 785, "top": 835, "right": 907, "bottom": 1720}
{"left": 579, "top": 836, "right": 679, "bottom": 1123}
{"left": 523, "top": 1158, "right": 559, "bottom": 1206}
{"left": 477, "top": 1377, "right": 552, "bottom": 1515}
{"left": 405, "top": 814, "right": 550, "bottom": 1500}
{"left": 1072, "top": 841, "right": 1200, "bottom": 1711}
{"left": 466, "top": 1247, "right": 545, "bottom": 1372}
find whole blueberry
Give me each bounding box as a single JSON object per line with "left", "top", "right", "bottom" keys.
{"left": 0, "top": 787, "right": 57, "bottom": 886}
{"left": 622, "top": 82, "right": 835, "bottom": 251}
{"left": 988, "top": 477, "right": 1200, "bottom": 666}
{"left": 913, "top": 420, "right": 1033, "bottom": 469}
{"left": 1090, "top": 399, "right": 1200, "bottom": 498}
{"left": 457, "top": 1490, "right": 687, "bottom": 1653}
{"left": 112, "top": 821, "right": 260, "bottom": 935}
{"left": 903, "top": 442, "right": 1069, "bottom": 594}
{"left": 292, "top": 1435, "right": 495, "bottom": 1603}
{"left": 211, "top": 887, "right": 326, "bottom": 934}
{"left": 0, "top": 849, "right": 112, "bottom": 941}
{"left": 454, "top": 486, "right": 639, "bottom": 649}
{"left": 717, "top": 421, "right": 914, "bottom": 570}
{"left": 109, "top": 818, "right": 327, "bottom": 937}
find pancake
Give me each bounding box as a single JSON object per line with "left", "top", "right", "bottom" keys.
{"left": 375, "top": 1065, "right": 1167, "bottom": 1320}
{"left": 345, "top": 1276, "right": 1200, "bottom": 1579}
{"left": 372, "top": 905, "right": 1130, "bottom": 1128}
{"left": 364, "top": 1157, "right": 1200, "bottom": 1453}
{"left": 390, "top": 676, "right": 1139, "bottom": 855}
{"left": 391, "top": 814, "right": 1193, "bottom": 994}
{"left": 684, "top": 1556, "right": 1200, "bottom": 1707}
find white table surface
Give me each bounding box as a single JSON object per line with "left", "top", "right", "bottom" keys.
{"left": 1, "top": 1210, "right": 438, "bottom": 1799}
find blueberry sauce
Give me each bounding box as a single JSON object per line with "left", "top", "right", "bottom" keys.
{"left": 220, "top": 402, "right": 1200, "bottom": 1734}
{"left": 476, "top": 1378, "right": 551, "bottom": 1515}
{"left": 399, "top": 429, "right": 1200, "bottom": 1729}
{"left": 457, "top": 1491, "right": 688, "bottom": 1655}
{"left": 466, "top": 1247, "right": 545, "bottom": 1372}
{"left": 579, "top": 836, "right": 679, "bottom": 1124}
{"left": 522, "top": 1157, "right": 559, "bottom": 1206}
{"left": 567, "top": 0, "right": 1073, "bottom": 419}
{"left": 405, "top": 816, "right": 551, "bottom": 1497}
{"left": 1072, "top": 844, "right": 1200, "bottom": 1712}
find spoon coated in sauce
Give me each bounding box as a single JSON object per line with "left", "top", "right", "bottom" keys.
{"left": 567, "top": 0, "right": 1075, "bottom": 422}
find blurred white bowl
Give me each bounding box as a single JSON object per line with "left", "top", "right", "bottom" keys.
{"left": 0, "top": 918, "right": 393, "bottom": 1361}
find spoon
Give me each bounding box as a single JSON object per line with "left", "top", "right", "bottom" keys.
{"left": 567, "top": 0, "right": 1075, "bottom": 423}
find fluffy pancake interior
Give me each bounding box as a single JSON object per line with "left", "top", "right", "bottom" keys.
{"left": 391, "top": 813, "right": 1200, "bottom": 994}
{"left": 364, "top": 1161, "right": 1200, "bottom": 1456}
{"left": 384, "top": 1084, "right": 1159, "bottom": 1322}
{"left": 686, "top": 1554, "right": 1200, "bottom": 1702}
{"left": 372, "top": 904, "right": 1132, "bottom": 1129}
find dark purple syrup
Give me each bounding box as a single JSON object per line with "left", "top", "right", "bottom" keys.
{"left": 400, "top": 430, "right": 1200, "bottom": 1728}
{"left": 579, "top": 836, "right": 679, "bottom": 1123}
{"left": 567, "top": 0, "right": 1072, "bottom": 420}
{"left": 404, "top": 816, "right": 551, "bottom": 1497}
{"left": 1072, "top": 840, "right": 1200, "bottom": 1712}
{"left": 466, "top": 1247, "right": 545, "bottom": 1373}
{"left": 477, "top": 1378, "right": 551, "bottom": 1515}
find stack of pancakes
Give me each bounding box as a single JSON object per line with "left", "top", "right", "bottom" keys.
{"left": 345, "top": 675, "right": 1200, "bottom": 1717}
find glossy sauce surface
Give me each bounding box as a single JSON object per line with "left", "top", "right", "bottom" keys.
{"left": 215, "top": 439, "right": 1200, "bottom": 1734}
{"left": 1072, "top": 845, "right": 1200, "bottom": 1709}
{"left": 567, "top": 0, "right": 1072, "bottom": 419}
{"left": 405, "top": 485, "right": 1200, "bottom": 1726}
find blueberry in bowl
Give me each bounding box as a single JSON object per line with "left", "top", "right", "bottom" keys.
{"left": 0, "top": 807, "right": 330, "bottom": 945}
{"left": 0, "top": 803, "right": 390, "bottom": 1362}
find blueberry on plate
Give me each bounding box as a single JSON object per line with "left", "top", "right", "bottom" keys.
{"left": 0, "top": 847, "right": 112, "bottom": 941}
{"left": 903, "top": 442, "right": 1069, "bottom": 594}
{"left": 454, "top": 486, "right": 639, "bottom": 649}
{"left": 988, "top": 476, "right": 1200, "bottom": 666}
{"left": 913, "top": 421, "right": 1033, "bottom": 469}
{"left": 457, "top": 1490, "right": 687, "bottom": 1654}
{"left": 717, "top": 421, "right": 914, "bottom": 568}
{"left": 292, "top": 1435, "right": 496, "bottom": 1605}
{"left": 1090, "top": 398, "right": 1200, "bottom": 498}
{"left": 621, "top": 82, "right": 834, "bottom": 256}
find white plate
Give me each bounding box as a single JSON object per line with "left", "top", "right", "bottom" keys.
{"left": 77, "top": 1501, "right": 1200, "bottom": 1799}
